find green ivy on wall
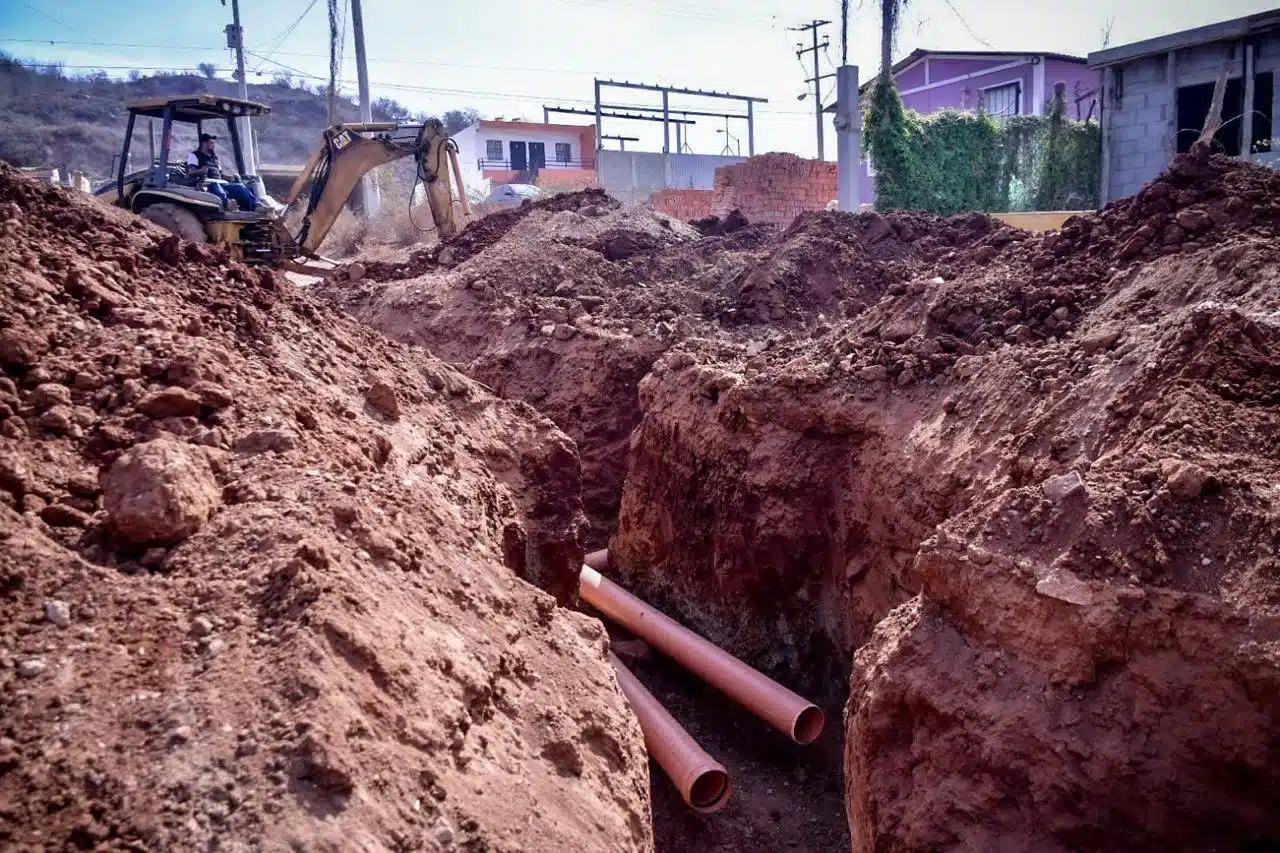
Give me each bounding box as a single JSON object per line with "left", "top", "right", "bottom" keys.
{"left": 865, "top": 81, "right": 1100, "bottom": 215}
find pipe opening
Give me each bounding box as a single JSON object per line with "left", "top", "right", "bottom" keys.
{"left": 688, "top": 769, "right": 732, "bottom": 814}
{"left": 792, "top": 705, "right": 826, "bottom": 745}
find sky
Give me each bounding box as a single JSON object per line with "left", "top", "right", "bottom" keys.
{"left": 3, "top": 0, "right": 1279, "bottom": 159}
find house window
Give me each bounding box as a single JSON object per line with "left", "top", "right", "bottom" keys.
{"left": 485, "top": 139, "right": 503, "bottom": 162}
{"left": 982, "top": 82, "right": 1021, "bottom": 119}
{"left": 555, "top": 142, "right": 572, "bottom": 164}
{"left": 1175, "top": 72, "right": 1275, "bottom": 156}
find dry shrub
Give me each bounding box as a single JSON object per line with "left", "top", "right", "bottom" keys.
{"left": 314, "top": 161, "right": 478, "bottom": 255}
{"left": 318, "top": 207, "right": 368, "bottom": 258}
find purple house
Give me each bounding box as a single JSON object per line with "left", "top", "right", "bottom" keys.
{"left": 856, "top": 50, "right": 1101, "bottom": 205}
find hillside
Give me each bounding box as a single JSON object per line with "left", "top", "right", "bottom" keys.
{"left": 0, "top": 54, "right": 478, "bottom": 181}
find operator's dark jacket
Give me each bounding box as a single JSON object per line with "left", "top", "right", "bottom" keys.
{"left": 187, "top": 148, "right": 223, "bottom": 182}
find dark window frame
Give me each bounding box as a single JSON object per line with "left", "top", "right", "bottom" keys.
{"left": 981, "top": 81, "right": 1022, "bottom": 119}
{"left": 1173, "top": 72, "right": 1274, "bottom": 157}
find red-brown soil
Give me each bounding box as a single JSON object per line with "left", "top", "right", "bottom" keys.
{"left": 0, "top": 164, "right": 653, "bottom": 853}
{"left": 332, "top": 149, "right": 1280, "bottom": 852}
{"left": 5, "top": 138, "right": 1278, "bottom": 853}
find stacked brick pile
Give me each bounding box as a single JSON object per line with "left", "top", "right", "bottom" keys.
{"left": 709, "top": 153, "right": 837, "bottom": 226}
{"left": 648, "top": 188, "right": 716, "bottom": 221}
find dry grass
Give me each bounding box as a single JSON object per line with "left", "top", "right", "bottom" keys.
{"left": 313, "top": 160, "right": 500, "bottom": 257}
{"left": 318, "top": 208, "right": 368, "bottom": 258}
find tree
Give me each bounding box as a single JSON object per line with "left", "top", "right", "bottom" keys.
{"left": 441, "top": 108, "right": 481, "bottom": 133}
{"left": 373, "top": 96, "right": 411, "bottom": 122}
{"left": 841, "top": 0, "right": 850, "bottom": 64}
{"left": 880, "top": 0, "right": 905, "bottom": 87}
{"left": 272, "top": 71, "right": 295, "bottom": 88}
{"left": 197, "top": 62, "right": 217, "bottom": 80}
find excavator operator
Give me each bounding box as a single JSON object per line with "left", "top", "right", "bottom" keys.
{"left": 188, "top": 133, "right": 257, "bottom": 212}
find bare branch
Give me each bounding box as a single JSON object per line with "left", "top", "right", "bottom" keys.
{"left": 1198, "top": 62, "right": 1231, "bottom": 145}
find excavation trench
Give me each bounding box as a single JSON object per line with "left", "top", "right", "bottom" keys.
{"left": 9, "top": 146, "right": 1280, "bottom": 852}
{"left": 598, "top": 367, "right": 949, "bottom": 853}
{"left": 319, "top": 149, "right": 1280, "bottom": 852}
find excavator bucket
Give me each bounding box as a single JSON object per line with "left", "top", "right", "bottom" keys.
{"left": 276, "top": 257, "right": 367, "bottom": 284}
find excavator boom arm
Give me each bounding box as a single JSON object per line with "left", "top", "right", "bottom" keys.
{"left": 289, "top": 119, "right": 459, "bottom": 253}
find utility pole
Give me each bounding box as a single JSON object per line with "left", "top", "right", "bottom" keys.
{"left": 792, "top": 19, "right": 833, "bottom": 160}
{"left": 223, "top": 0, "right": 257, "bottom": 177}
{"left": 350, "top": 0, "right": 380, "bottom": 215}
{"left": 326, "top": 0, "right": 339, "bottom": 127}
{"left": 835, "top": 65, "right": 861, "bottom": 211}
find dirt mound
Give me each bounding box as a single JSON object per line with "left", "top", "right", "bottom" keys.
{"left": 690, "top": 209, "right": 750, "bottom": 237}
{"left": 318, "top": 153, "right": 1280, "bottom": 852}
{"left": 608, "top": 156, "right": 1280, "bottom": 850}
{"left": 318, "top": 201, "right": 709, "bottom": 543}
{"left": 331, "top": 151, "right": 1280, "bottom": 543}
{"left": 0, "top": 165, "right": 652, "bottom": 852}
{"left": 845, "top": 295, "right": 1280, "bottom": 852}
{"left": 362, "top": 188, "right": 619, "bottom": 281}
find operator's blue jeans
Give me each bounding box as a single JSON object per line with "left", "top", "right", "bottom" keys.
{"left": 206, "top": 180, "right": 257, "bottom": 211}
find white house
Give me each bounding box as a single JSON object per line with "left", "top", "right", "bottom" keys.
{"left": 450, "top": 119, "right": 598, "bottom": 196}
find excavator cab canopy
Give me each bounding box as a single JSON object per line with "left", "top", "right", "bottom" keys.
{"left": 124, "top": 94, "right": 272, "bottom": 122}
{"left": 117, "top": 95, "right": 272, "bottom": 201}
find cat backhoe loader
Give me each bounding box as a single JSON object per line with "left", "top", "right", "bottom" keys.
{"left": 96, "top": 94, "right": 463, "bottom": 280}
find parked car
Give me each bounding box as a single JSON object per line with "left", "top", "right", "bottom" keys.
{"left": 487, "top": 183, "right": 541, "bottom": 203}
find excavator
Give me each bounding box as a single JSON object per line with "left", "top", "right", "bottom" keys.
{"left": 95, "top": 94, "right": 464, "bottom": 280}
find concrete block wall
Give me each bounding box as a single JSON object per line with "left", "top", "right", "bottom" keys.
{"left": 1104, "top": 36, "right": 1280, "bottom": 201}
{"left": 535, "top": 168, "right": 597, "bottom": 192}
{"left": 707, "top": 153, "right": 837, "bottom": 227}
{"left": 598, "top": 150, "right": 745, "bottom": 204}
{"left": 1105, "top": 54, "right": 1177, "bottom": 200}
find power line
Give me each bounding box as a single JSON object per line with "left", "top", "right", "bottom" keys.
{"left": 248, "top": 50, "right": 813, "bottom": 115}
{"left": 13, "top": 0, "right": 88, "bottom": 37}
{"left": 3, "top": 54, "right": 823, "bottom": 127}
{"left": 0, "top": 38, "right": 602, "bottom": 76}
{"left": 0, "top": 37, "right": 811, "bottom": 86}
{"left": 4, "top": 49, "right": 820, "bottom": 120}
{"left": 935, "top": 0, "right": 995, "bottom": 50}
{"left": 0, "top": 38, "right": 599, "bottom": 76}
{"left": 252, "top": 0, "right": 321, "bottom": 71}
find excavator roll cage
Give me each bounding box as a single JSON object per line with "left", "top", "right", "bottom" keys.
{"left": 98, "top": 95, "right": 464, "bottom": 280}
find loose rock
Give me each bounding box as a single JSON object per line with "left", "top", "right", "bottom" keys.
{"left": 17, "top": 660, "right": 46, "bottom": 679}
{"left": 31, "top": 383, "right": 72, "bottom": 410}
{"left": 102, "top": 438, "right": 220, "bottom": 546}
{"left": 1042, "top": 470, "right": 1086, "bottom": 503}
{"left": 365, "top": 381, "right": 401, "bottom": 419}
{"left": 138, "top": 386, "right": 203, "bottom": 419}
{"left": 44, "top": 600, "right": 71, "bottom": 629}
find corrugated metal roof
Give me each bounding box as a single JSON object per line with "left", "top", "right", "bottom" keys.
{"left": 1087, "top": 9, "right": 1280, "bottom": 69}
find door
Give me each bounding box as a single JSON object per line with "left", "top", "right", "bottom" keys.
{"left": 509, "top": 141, "right": 528, "bottom": 171}
{"left": 528, "top": 142, "right": 546, "bottom": 172}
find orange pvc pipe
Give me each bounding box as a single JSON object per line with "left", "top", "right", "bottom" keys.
{"left": 584, "top": 548, "right": 610, "bottom": 570}
{"left": 581, "top": 566, "right": 825, "bottom": 745}
{"left": 608, "top": 652, "right": 731, "bottom": 814}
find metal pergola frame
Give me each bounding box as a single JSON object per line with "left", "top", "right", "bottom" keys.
{"left": 592, "top": 79, "right": 768, "bottom": 155}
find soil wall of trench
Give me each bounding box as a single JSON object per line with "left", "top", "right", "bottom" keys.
{"left": 337, "top": 149, "right": 1280, "bottom": 851}
{"left": 611, "top": 152, "right": 1280, "bottom": 850}
{"left": 0, "top": 166, "right": 654, "bottom": 853}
